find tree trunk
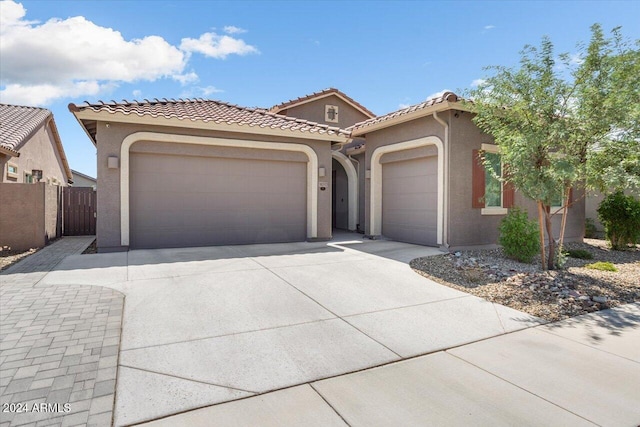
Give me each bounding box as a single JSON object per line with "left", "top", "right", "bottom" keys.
{"left": 544, "top": 205, "right": 555, "bottom": 270}
{"left": 558, "top": 186, "right": 569, "bottom": 249}
{"left": 537, "top": 201, "right": 547, "bottom": 271}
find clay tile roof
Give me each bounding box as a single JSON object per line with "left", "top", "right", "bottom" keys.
{"left": 68, "top": 98, "right": 351, "bottom": 140}
{"left": 0, "top": 104, "right": 52, "bottom": 155}
{"left": 270, "top": 88, "right": 376, "bottom": 118}
{"left": 347, "top": 91, "right": 463, "bottom": 133}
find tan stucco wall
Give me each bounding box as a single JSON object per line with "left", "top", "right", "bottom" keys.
{"left": 0, "top": 183, "right": 61, "bottom": 251}
{"left": 95, "top": 122, "right": 334, "bottom": 251}
{"left": 353, "top": 152, "right": 366, "bottom": 232}
{"left": 1, "top": 121, "right": 68, "bottom": 185}
{"left": 280, "top": 95, "right": 371, "bottom": 128}
{"left": 448, "top": 111, "right": 584, "bottom": 248}
{"left": 447, "top": 111, "right": 502, "bottom": 247}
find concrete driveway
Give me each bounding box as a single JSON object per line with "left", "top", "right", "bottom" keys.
{"left": 39, "top": 235, "right": 542, "bottom": 425}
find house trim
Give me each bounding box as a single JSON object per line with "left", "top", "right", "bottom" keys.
{"left": 331, "top": 151, "right": 358, "bottom": 231}
{"left": 119, "top": 132, "right": 319, "bottom": 246}
{"left": 370, "top": 136, "right": 444, "bottom": 244}
{"left": 73, "top": 110, "right": 349, "bottom": 144}
{"left": 351, "top": 102, "right": 472, "bottom": 137}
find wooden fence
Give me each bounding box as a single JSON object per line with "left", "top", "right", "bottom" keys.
{"left": 63, "top": 187, "right": 96, "bottom": 236}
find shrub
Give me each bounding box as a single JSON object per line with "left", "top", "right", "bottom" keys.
{"left": 584, "top": 218, "right": 597, "bottom": 238}
{"left": 585, "top": 261, "right": 618, "bottom": 272}
{"left": 499, "top": 207, "right": 540, "bottom": 263}
{"left": 597, "top": 192, "right": 640, "bottom": 250}
{"left": 566, "top": 249, "right": 593, "bottom": 259}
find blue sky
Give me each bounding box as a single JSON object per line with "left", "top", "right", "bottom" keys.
{"left": 1, "top": 1, "right": 638, "bottom": 178}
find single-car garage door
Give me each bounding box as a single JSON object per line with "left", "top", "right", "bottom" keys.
{"left": 129, "top": 152, "right": 307, "bottom": 249}
{"left": 382, "top": 155, "right": 438, "bottom": 246}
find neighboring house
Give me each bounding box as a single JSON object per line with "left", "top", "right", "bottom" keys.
{"left": 69, "top": 90, "right": 585, "bottom": 252}
{"left": 71, "top": 169, "right": 97, "bottom": 189}
{"left": 0, "top": 104, "right": 73, "bottom": 250}
{"left": 0, "top": 104, "right": 73, "bottom": 185}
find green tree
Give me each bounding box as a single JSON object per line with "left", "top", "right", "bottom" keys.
{"left": 468, "top": 24, "right": 640, "bottom": 270}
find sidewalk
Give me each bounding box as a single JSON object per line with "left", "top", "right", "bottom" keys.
{"left": 1, "top": 237, "right": 124, "bottom": 427}
{"left": 143, "top": 302, "right": 640, "bottom": 427}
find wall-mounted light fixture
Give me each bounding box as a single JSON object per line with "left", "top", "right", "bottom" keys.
{"left": 318, "top": 167, "right": 326, "bottom": 177}
{"left": 365, "top": 169, "right": 371, "bottom": 179}
{"left": 107, "top": 156, "right": 119, "bottom": 169}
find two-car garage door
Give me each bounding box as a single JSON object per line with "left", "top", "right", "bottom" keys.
{"left": 129, "top": 150, "right": 307, "bottom": 249}
{"left": 381, "top": 155, "right": 438, "bottom": 246}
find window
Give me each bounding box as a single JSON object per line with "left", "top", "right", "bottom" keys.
{"left": 472, "top": 144, "right": 514, "bottom": 215}
{"left": 550, "top": 187, "right": 573, "bottom": 213}
{"left": 25, "top": 172, "right": 33, "bottom": 184}
{"left": 6, "top": 163, "right": 18, "bottom": 179}
{"left": 325, "top": 105, "right": 339, "bottom": 123}
{"left": 484, "top": 152, "right": 502, "bottom": 207}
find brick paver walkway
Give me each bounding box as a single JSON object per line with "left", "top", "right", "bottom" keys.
{"left": 1, "top": 237, "right": 124, "bottom": 427}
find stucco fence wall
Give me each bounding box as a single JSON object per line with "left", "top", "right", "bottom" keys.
{"left": 0, "top": 183, "right": 63, "bottom": 251}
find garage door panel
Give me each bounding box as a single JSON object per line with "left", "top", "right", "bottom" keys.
{"left": 382, "top": 156, "right": 438, "bottom": 246}
{"left": 130, "top": 152, "right": 307, "bottom": 249}
{"left": 384, "top": 192, "right": 434, "bottom": 208}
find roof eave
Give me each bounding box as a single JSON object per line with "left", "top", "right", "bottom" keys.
{"left": 350, "top": 101, "right": 472, "bottom": 137}
{"left": 46, "top": 117, "right": 74, "bottom": 182}
{"left": 69, "top": 104, "right": 98, "bottom": 146}
{"left": 70, "top": 109, "right": 352, "bottom": 143}
{"left": 71, "top": 169, "right": 97, "bottom": 182}
{"left": 0, "top": 146, "right": 20, "bottom": 157}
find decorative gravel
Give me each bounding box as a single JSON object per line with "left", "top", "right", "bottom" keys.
{"left": 0, "top": 247, "right": 39, "bottom": 271}
{"left": 82, "top": 238, "right": 98, "bottom": 254}
{"left": 411, "top": 238, "right": 640, "bottom": 321}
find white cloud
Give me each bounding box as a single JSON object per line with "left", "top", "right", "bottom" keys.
{"left": 172, "top": 71, "right": 199, "bottom": 85}
{"left": 484, "top": 25, "right": 495, "bottom": 30}
{"left": 179, "top": 85, "right": 224, "bottom": 99}
{"left": 398, "top": 103, "right": 411, "bottom": 109}
{"left": 471, "top": 79, "right": 487, "bottom": 88}
{"left": 132, "top": 89, "right": 142, "bottom": 98}
{"left": 200, "top": 86, "right": 224, "bottom": 96}
{"left": 1, "top": 81, "right": 111, "bottom": 106}
{"left": 180, "top": 32, "right": 259, "bottom": 59}
{"left": 0, "top": 1, "right": 257, "bottom": 105}
{"left": 223, "top": 25, "right": 246, "bottom": 34}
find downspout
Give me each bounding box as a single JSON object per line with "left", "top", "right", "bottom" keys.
{"left": 433, "top": 111, "right": 449, "bottom": 248}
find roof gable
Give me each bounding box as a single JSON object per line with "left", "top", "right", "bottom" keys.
{"left": 270, "top": 88, "right": 375, "bottom": 119}
{"left": 348, "top": 91, "right": 470, "bottom": 136}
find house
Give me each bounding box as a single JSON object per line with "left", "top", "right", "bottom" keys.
{"left": 68, "top": 90, "right": 584, "bottom": 252}
{"left": 71, "top": 169, "right": 97, "bottom": 189}
{"left": 0, "top": 104, "right": 73, "bottom": 186}
{"left": 0, "top": 104, "right": 73, "bottom": 250}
